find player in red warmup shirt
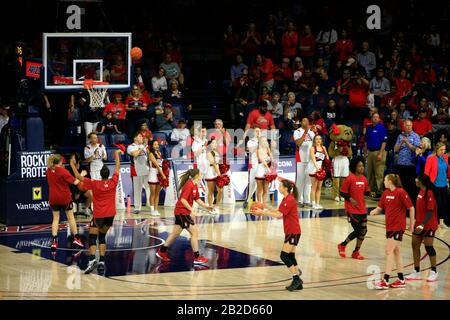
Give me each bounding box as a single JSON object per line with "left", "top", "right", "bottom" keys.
{"left": 338, "top": 156, "right": 376, "bottom": 260}
{"left": 46, "top": 154, "right": 83, "bottom": 254}
{"left": 370, "top": 174, "right": 415, "bottom": 290}
{"left": 405, "top": 174, "right": 439, "bottom": 282}
{"left": 156, "top": 169, "right": 213, "bottom": 265}
{"left": 251, "top": 180, "right": 303, "bottom": 291}
{"left": 70, "top": 149, "right": 123, "bottom": 275}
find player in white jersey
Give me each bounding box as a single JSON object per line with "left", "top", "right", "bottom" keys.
{"left": 84, "top": 132, "right": 107, "bottom": 180}
{"left": 243, "top": 126, "right": 262, "bottom": 209}
{"left": 127, "top": 132, "right": 150, "bottom": 214}
{"left": 293, "top": 117, "right": 315, "bottom": 206}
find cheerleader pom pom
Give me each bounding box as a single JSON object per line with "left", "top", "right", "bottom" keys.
{"left": 219, "top": 163, "right": 230, "bottom": 175}
{"left": 265, "top": 173, "right": 277, "bottom": 182}
{"left": 216, "top": 174, "right": 230, "bottom": 187}
{"left": 315, "top": 169, "right": 327, "bottom": 181}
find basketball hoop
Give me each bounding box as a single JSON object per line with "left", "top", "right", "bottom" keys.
{"left": 83, "top": 79, "right": 109, "bottom": 109}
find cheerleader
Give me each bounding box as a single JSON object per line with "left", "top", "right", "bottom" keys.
{"left": 405, "top": 174, "right": 439, "bottom": 282}
{"left": 148, "top": 140, "right": 166, "bottom": 216}
{"left": 243, "top": 126, "right": 262, "bottom": 208}
{"left": 255, "top": 136, "right": 273, "bottom": 206}
{"left": 308, "top": 135, "right": 329, "bottom": 209}
{"left": 251, "top": 180, "right": 303, "bottom": 291}
{"left": 370, "top": 174, "right": 415, "bottom": 289}
{"left": 191, "top": 126, "right": 209, "bottom": 176}
{"left": 156, "top": 169, "right": 214, "bottom": 265}
{"left": 205, "top": 139, "right": 223, "bottom": 214}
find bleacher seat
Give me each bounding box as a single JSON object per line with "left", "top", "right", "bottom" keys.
{"left": 152, "top": 131, "right": 169, "bottom": 144}
{"left": 105, "top": 147, "right": 126, "bottom": 162}
{"left": 95, "top": 133, "right": 109, "bottom": 147}
{"left": 110, "top": 133, "right": 128, "bottom": 146}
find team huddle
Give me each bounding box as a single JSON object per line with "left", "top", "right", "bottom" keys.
{"left": 45, "top": 122, "right": 444, "bottom": 290}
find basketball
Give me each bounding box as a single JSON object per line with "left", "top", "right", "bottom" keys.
{"left": 131, "top": 47, "right": 143, "bottom": 61}
{"left": 250, "top": 202, "right": 265, "bottom": 213}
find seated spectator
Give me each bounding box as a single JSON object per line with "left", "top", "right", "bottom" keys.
{"left": 245, "top": 100, "right": 275, "bottom": 131}
{"left": 99, "top": 112, "right": 121, "bottom": 135}
{"left": 334, "top": 30, "right": 353, "bottom": 62}
{"left": 380, "top": 84, "right": 400, "bottom": 110}
{"left": 273, "top": 57, "right": 293, "bottom": 92}
{"left": 413, "top": 63, "right": 437, "bottom": 86}
{"left": 408, "top": 96, "right": 433, "bottom": 118}
{"left": 137, "top": 121, "right": 153, "bottom": 146}
{"left": 398, "top": 102, "right": 411, "bottom": 120}
{"left": 322, "top": 98, "right": 341, "bottom": 128}
{"left": 110, "top": 55, "right": 127, "bottom": 84}
{"left": 311, "top": 111, "right": 328, "bottom": 136}
{"left": 231, "top": 55, "right": 248, "bottom": 83}
{"left": 432, "top": 106, "right": 450, "bottom": 124}
{"left": 314, "top": 69, "right": 336, "bottom": 95}
{"left": 295, "top": 67, "right": 316, "bottom": 94}
{"left": 387, "top": 110, "right": 405, "bottom": 132}
{"left": 369, "top": 68, "right": 391, "bottom": 98}
{"left": 413, "top": 108, "right": 433, "bottom": 137}
{"left": 313, "top": 58, "right": 326, "bottom": 75}
{"left": 155, "top": 104, "right": 176, "bottom": 131}
{"left": 254, "top": 54, "right": 275, "bottom": 92}
{"left": 164, "top": 41, "right": 182, "bottom": 66}
{"left": 336, "top": 68, "right": 352, "bottom": 94}
{"left": 439, "top": 96, "right": 449, "bottom": 114}
{"left": 293, "top": 57, "right": 305, "bottom": 79}
{"left": 258, "top": 86, "right": 272, "bottom": 103}
{"left": 280, "top": 82, "right": 291, "bottom": 102}
{"left": 133, "top": 66, "right": 150, "bottom": 91}
{"left": 125, "top": 85, "right": 150, "bottom": 137}
{"left": 151, "top": 67, "right": 168, "bottom": 93}
{"left": 147, "top": 91, "right": 165, "bottom": 129}
{"left": 404, "top": 60, "right": 416, "bottom": 81}
{"left": 170, "top": 119, "right": 190, "bottom": 147}
{"left": 283, "top": 92, "right": 302, "bottom": 120}
{"left": 160, "top": 53, "right": 183, "bottom": 85}
{"left": 103, "top": 93, "right": 126, "bottom": 132}
{"left": 435, "top": 129, "right": 450, "bottom": 153}
{"left": 357, "top": 41, "right": 376, "bottom": 78}
{"left": 165, "top": 79, "right": 192, "bottom": 119}
{"left": 268, "top": 92, "right": 283, "bottom": 127}
{"left": 393, "top": 69, "right": 412, "bottom": 98}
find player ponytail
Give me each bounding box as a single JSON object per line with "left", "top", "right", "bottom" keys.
{"left": 417, "top": 174, "right": 433, "bottom": 204}
{"left": 47, "top": 154, "right": 62, "bottom": 169}
{"left": 281, "top": 179, "right": 298, "bottom": 201}
{"left": 178, "top": 168, "right": 200, "bottom": 190}
{"left": 386, "top": 173, "right": 403, "bottom": 188}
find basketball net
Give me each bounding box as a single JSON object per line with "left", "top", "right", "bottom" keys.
{"left": 84, "top": 79, "right": 109, "bottom": 109}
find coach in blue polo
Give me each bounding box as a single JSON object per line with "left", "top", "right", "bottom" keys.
{"left": 364, "top": 112, "right": 387, "bottom": 197}
{"left": 394, "top": 119, "right": 420, "bottom": 200}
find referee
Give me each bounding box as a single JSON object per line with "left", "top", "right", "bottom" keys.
{"left": 364, "top": 113, "right": 387, "bottom": 197}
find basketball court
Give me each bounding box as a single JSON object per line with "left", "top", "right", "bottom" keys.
{"left": 1, "top": 193, "right": 448, "bottom": 300}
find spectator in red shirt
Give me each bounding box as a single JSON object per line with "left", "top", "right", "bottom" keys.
{"left": 281, "top": 21, "right": 298, "bottom": 59}
{"left": 110, "top": 55, "right": 127, "bottom": 84}
{"left": 408, "top": 96, "right": 433, "bottom": 118}
{"left": 413, "top": 64, "right": 437, "bottom": 85}
{"left": 299, "top": 24, "right": 316, "bottom": 69}
{"left": 274, "top": 57, "right": 293, "bottom": 91}
{"left": 223, "top": 25, "right": 240, "bottom": 66}
{"left": 245, "top": 100, "right": 275, "bottom": 131}
{"left": 103, "top": 93, "right": 126, "bottom": 132}
{"left": 413, "top": 108, "right": 433, "bottom": 137}
{"left": 240, "top": 23, "right": 262, "bottom": 61}
{"left": 335, "top": 30, "right": 353, "bottom": 62}
{"left": 258, "top": 86, "right": 272, "bottom": 103}
{"left": 311, "top": 111, "right": 328, "bottom": 136}
{"left": 394, "top": 69, "right": 412, "bottom": 98}
{"left": 254, "top": 54, "right": 275, "bottom": 91}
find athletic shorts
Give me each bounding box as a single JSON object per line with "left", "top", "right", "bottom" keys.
{"left": 90, "top": 216, "right": 114, "bottom": 229}
{"left": 284, "top": 234, "right": 301, "bottom": 246}
{"left": 413, "top": 229, "right": 436, "bottom": 238}
{"left": 175, "top": 214, "right": 195, "bottom": 229}
{"left": 347, "top": 213, "right": 367, "bottom": 225}
{"left": 386, "top": 231, "right": 404, "bottom": 241}
{"left": 51, "top": 203, "right": 73, "bottom": 212}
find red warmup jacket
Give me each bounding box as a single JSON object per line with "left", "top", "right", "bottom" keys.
{"left": 424, "top": 154, "right": 450, "bottom": 183}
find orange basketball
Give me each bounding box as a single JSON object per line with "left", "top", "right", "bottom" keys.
{"left": 250, "top": 202, "right": 265, "bottom": 213}
{"left": 131, "top": 47, "right": 143, "bottom": 61}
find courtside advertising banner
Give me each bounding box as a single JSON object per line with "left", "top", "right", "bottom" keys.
{"left": 17, "top": 151, "right": 54, "bottom": 179}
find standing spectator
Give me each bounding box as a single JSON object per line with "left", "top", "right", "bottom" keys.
{"left": 385, "top": 120, "right": 401, "bottom": 174}
{"left": 337, "top": 68, "right": 352, "bottom": 94}
{"left": 254, "top": 54, "right": 275, "bottom": 92}
{"left": 314, "top": 69, "right": 336, "bottom": 95}
{"left": 394, "top": 120, "right": 421, "bottom": 200}
{"left": 125, "top": 85, "right": 150, "bottom": 137}
{"left": 273, "top": 57, "right": 293, "bottom": 92}
{"left": 435, "top": 129, "right": 450, "bottom": 153}
{"left": 127, "top": 132, "right": 150, "bottom": 214}
{"left": 283, "top": 92, "right": 302, "bottom": 129}
{"left": 99, "top": 112, "right": 121, "bottom": 135}
{"left": 160, "top": 53, "right": 183, "bottom": 85}
{"left": 240, "top": 23, "right": 262, "bottom": 64}
{"left": 82, "top": 96, "right": 102, "bottom": 144}
{"left": 295, "top": 67, "right": 316, "bottom": 94}
{"left": 413, "top": 64, "right": 437, "bottom": 86}
{"left": 425, "top": 143, "right": 450, "bottom": 228}
{"left": 208, "top": 119, "right": 231, "bottom": 157}
{"left": 133, "top": 66, "right": 150, "bottom": 91}
{"left": 261, "top": 28, "right": 278, "bottom": 62}
{"left": 311, "top": 111, "right": 328, "bottom": 137}
{"left": 393, "top": 69, "right": 412, "bottom": 99}
{"left": 357, "top": 41, "right": 376, "bottom": 79}
{"left": 232, "top": 77, "right": 256, "bottom": 128}
{"left": 415, "top": 137, "right": 432, "bottom": 176}
{"left": 281, "top": 21, "right": 298, "bottom": 59}
{"left": 316, "top": 23, "right": 338, "bottom": 48}
{"left": 110, "top": 55, "right": 126, "bottom": 84}
{"left": 137, "top": 121, "right": 153, "bottom": 147}
{"left": 369, "top": 68, "right": 391, "bottom": 98}
{"left": 230, "top": 55, "right": 248, "bottom": 83}
{"left": 334, "top": 30, "right": 353, "bottom": 62}
{"left": 151, "top": 68, "right": 168, "bottom": 93}
{"left": 245, "top": 100, "right": 275, "bottom": 131}
{"left": 323, "top": 98, "right": 341, "bottom": 128}
{"left": 413, "top": 108, "right": 433, "bottom": 138}
{"left": 223, "top": 25, "right": 240, "bottom": 67}
{"left": 268, "top": 92, "right": 284, "bottom": 127}
{"left": 103, "top": 93, "right": 126, "bottom": 132}
{"left": 298, "top": 24, "right": 316, "bottom": 69}
{"left": 170, "top": 119, "right": 190, "bottom": 148}
{"left": 364, "top": 113, "right": 387, "bottom": 197}
{"left": 398, "top": 103, "right": 411, "bottom": 121}
{"left": 84, "top": 132, "right": 107, "bottom": 181}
